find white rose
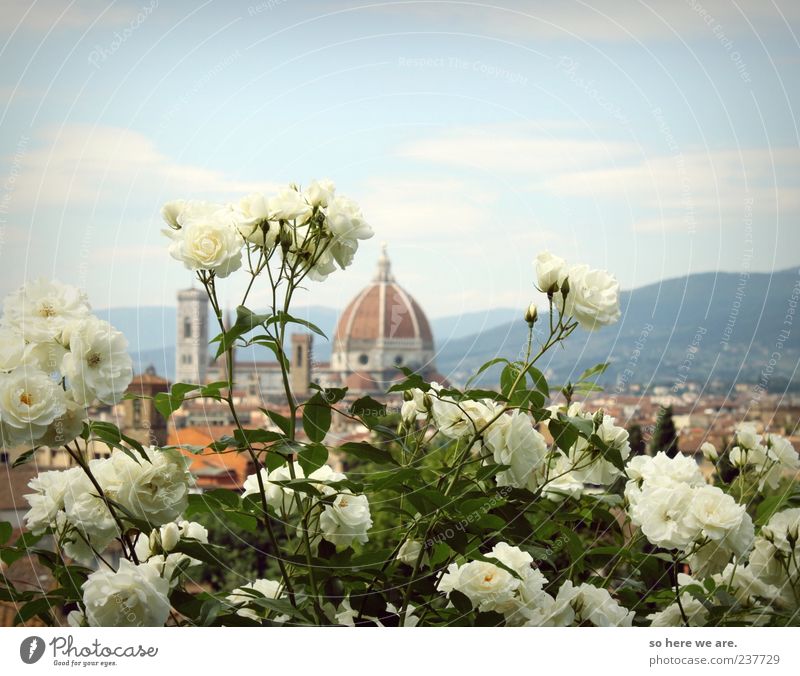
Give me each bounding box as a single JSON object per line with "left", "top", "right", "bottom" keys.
{"left": 2, "top": 278, "right": 90, "bottom": 343}
{"left": 534, "top": 251, "right": 568, "bottom": 293}
{"left": 397, "top": 539, "right": 425, "bottom": 566}
{"left": 487, "top": 541, "right": 533, "bottom": 576}
{"left": 701, "top": 441, "right": 718, "bottom": 461}
{"left": 61, "top": 459, "right": 121, "bottom": 559}
{"left": 179, "top": 520, "right": 209, "bottom": 543}
{"left": 631, "top": 483, "right": 698, "bottom": 550}
{"left": 714, "top": 562, "right": 782, "bottom": 608}
{"left": 557, "top": 264, "right": 621, "bottom": 330}
{"left": 234, "top": 193, "right": 280, "bottom": 249}
{"left": 438, "top": 560, "right": 519, "bottom": 613}
{"left": 305, "top": 178, "right": 336, "bottom": 207}
{"left": 82, "top": 559, "right": 171, "bottom": 627}
{"left": 165, "top": 207, "right": 243, "bottom": 277}
{"left": 60, "top": 316, "right": 132, "bottom": 405}
{"left": 485, "top": 412, "right": 547, "bottom": 490}
{"left": 226, "top": 579, "right": 283, "bottom": 621}
{"left": 0, "top": 327, "right": 25, "bottom": 372}
{"left": 401, "top": 388, "right": 429, "bottom": 425}
{"left": 505, "top": 568, "right": 554, "bottom": 626}
{"left": 648, "top": 593, "right": 708, "bottom": 626}
{"left": 542, "top": 454, "right": 584, "bottom": 502}
{"left": 760, "top": 508, "right": 800, "bottom": 553}
{"left": 735, "top": 422, "right": 761, "bottom": 450}
{"left": 686, "top": 485, "right": 746, "bottom": 541}
{"left": 319, "top": 490, "right": 372, "bottom": 547}
{"left": 23, "top": 467, "right": 81, "bottom": 533}
{"left": 160, "top": 199, "right": 186, "bottom": 229}
{"left": 112, "top": 448, "right": 192, "bottom": 526}
{"left": 324, "top": 195, "right": 374, "bottom": 270}
{"left": 242, "top": 462, "right": 305, "bottom": 515}
{"left": 729, "top": 446, "right": 747, "bottom": 468}
{"left": 35, "top": 394, "right": 87, "bottom": 448}
{"left": 432, "top": 396, "right": 502, "bottom": 440}
{"left": 0, "top": 367, "right": 67, "bottom": 447}
{"left": 269, "top": 187, "right": 312, "bottom": 222}
{"left": 625, "top": 451, "right": 705, "bottom": 489}
{"left": 307, "top": 463, "right": 347, "bottom": 496}
{"left": 145, "top": 553, "right": 199, "bottom": 586}
{"left": 761, "top": 434, "right": 799, "bottom": 490}
{"left": 556, "top": 581, "right": 633, "bottom": 626}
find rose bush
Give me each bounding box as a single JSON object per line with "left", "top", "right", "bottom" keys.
{"left": 1, "top": 181, "right": 799, "bottom": 627}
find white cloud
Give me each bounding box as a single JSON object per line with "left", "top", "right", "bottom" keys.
{"left": 399, "top": 126, "right": 638, "bottom": 173}
{"left": 394, "top": 125, "right": 800, "bottom": 233}
{"left": 357, "top": 176, "right": 499, "bottom": 238}
{"left": 544, "top": 147, "right": 800, "bottom": 230}
{"left": 9, "top": 125, "right": 278, "bottom": 208}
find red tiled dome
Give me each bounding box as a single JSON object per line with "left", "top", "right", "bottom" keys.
{"left": 334, "top": 246, "right": 434, "bottom": 349}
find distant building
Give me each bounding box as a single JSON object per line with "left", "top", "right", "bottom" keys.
{"left": 177, "top": 245, "right": 441, "bottom": 399}
{"left": 175, "top": 288, "right": 209, "bottom": 384}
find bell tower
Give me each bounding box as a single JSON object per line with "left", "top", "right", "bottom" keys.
{"left": 176, "top": 288, "right": 209, "bottom": 384}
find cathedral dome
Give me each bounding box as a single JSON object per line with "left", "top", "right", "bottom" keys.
{"left": 331, "top": 245, "right": 435, "bottom": 378}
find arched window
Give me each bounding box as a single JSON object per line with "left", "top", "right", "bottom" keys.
{"left": 183, "top": 317, "right": 192, "bottom": 338}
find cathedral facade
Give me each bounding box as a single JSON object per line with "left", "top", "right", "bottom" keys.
{"left": 175, "top": 246, "right": 439, "bottom": 400}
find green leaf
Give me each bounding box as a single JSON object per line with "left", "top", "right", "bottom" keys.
{"left": 297, "top": 443, "right": 329, "bottom": 475}
{"left": 590, "top": 434, "right": 626, "bottom": 473}
{"left": 350, "top": 396, "right": 386, "bottom": 427}
{"left": 525, "top": 365, "right": 549, "bottom": 396}
{"left": 153, "top": 383, "right": 202, "bottom": 419}
{"left": 578, "top": 362, "right": 609, "bottom": 382}
{"left": 465, "top": 357, "right": 509, "bottom": 389}
{"left": 387, "top": 373, "right": 426, "bottom": 393}
{"left": 0, "top": 521, "right": 12, "bottom": 545}
{"left": 449, "top": 590, "right": 474, "bottom": 615}
{"left": 210, "top": 305, "right": 272, "bottom": 358}
{"left": 265, "top": 311, "right": 328, "bottom": 340}
{"left": 548, "top": 418, "right": 578, "bottom": 453}
{"left": 205, "top": 488, "right": 241, "bottom": 509}
{"left": 262, "top": 408, "right": 292, "bottom": 436}
{"left": 302, "top": 392, "right": 331, "bottom": 443}
{"left": 11, "top": 448, "right": 37, "bottom": 468}
{"left": 368, "top": 467, "right": 418, "bottom": 492}
{"left": 87, "top": 421, "right": 148, "bottom": 460}
{"left": 339, "top": 441, "right": 397, "bottom": 466}
{"left": 500, "top": 363, "right": 524, "bottom": 398}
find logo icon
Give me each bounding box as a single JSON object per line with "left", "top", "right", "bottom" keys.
{"left": 20, "top": 636, "right": 45, "bottom": 664}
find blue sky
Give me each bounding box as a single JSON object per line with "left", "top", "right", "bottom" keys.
{"left": 1, "top": 0, "right": 798, "bottom": 319}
